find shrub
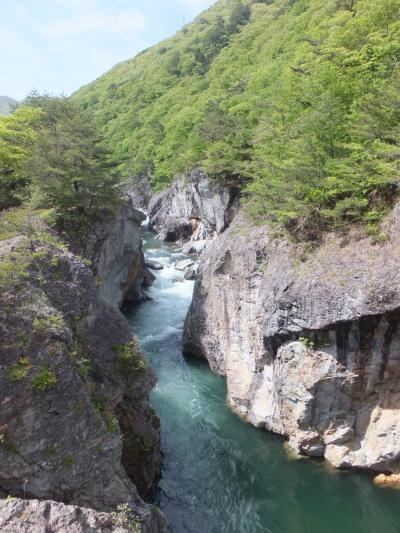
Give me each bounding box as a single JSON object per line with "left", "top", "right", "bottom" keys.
{"left": 61, "top": 455, "right": 75, "bottom": 468}
{"left": 9, "top": 357, "right": 32, "bottom": 381}
{"left": 33, "top": 315, "right": 65, "bottom": 336}
{"left": 0, "top": 253, "right": 30, "bottom": 288}
{"left": 299, "top": 336, "right": 315, "bottom": 349}
{"left": 106, "top": 415, "right": 120, "bottom": 434}
{"left": 92, "top": 392, "right": 106, "bottom": 414}
{"left": 112, "top": 503, "right": 141, "bottom": 533}
{"left": 32, "top": 366, "right": 57, "bottom": 391}
{"left": 75, "top": 357, "right": 91, "bottom": 379}
{"left": 112, "top": 338, "right": 148, "bottom": 376}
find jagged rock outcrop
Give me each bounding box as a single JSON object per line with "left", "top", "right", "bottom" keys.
{"left": 127, "top": 176, "right": 153, "bottom": 210}
{"left": 183, "top": 210, "right": 400, "bottom": 474}
{"left": 0, "top": 237, "right": 166, "bottom": 532}
{"left": 91, "top": 205, "right": 149, "bottom": 307}
{"left": 63, "top": 203, "right": 151, "bottom": 308}
{"left": 148, "top": 168, "right": 238, "bottom": 248}
{"left": 0, "top": 498, "right": 141, "bottom": 532}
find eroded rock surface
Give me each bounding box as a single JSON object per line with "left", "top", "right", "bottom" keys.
{"left": 0, "top": 498, "right": 137, "bottom": 533}
{"left": 148, "top": 168, "right": 238, "bottom": 247}
{"left": 62, "top": 203, "right": 151, "bottom": 308}
{"left": 0, "top": 237, "right": 166, "bottom": 531}
{"left": 89, "top": 205, "right": 150, "bottom": 307}
{"left": 183, "top": 210, "right": 400, "bottom": 474}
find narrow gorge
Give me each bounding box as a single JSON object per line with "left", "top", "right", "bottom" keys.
{"left": 1, "top": 0, "right": 399, "bottom": 531}
{"left": 123, "top": 175, "right": 400, "bottom": 532}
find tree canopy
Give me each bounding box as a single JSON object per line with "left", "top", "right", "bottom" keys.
{"left": 74, "top": 0, "right": 400, "bottom": 234}
{"left": 0, "top": 95, "right": 122, "bottom": 222}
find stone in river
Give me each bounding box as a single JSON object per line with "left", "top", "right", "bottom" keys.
{"left": 146, "top": 259, "right": 164, "bottom": 270}
{"left": 176, "top": 259, "right": 195, "bottom": 271}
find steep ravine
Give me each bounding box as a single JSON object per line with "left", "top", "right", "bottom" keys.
{"left": 125, "top": 220, "right": 400, "bottom": 533}
{"left": 148, "top": 173, "right": 400, "bottom": 477}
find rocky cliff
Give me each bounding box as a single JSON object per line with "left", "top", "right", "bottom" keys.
{"left": 148, "top": 168, "right": 238, "bottom": 253}
{"left": 0, "top": 233, "right": 166, "bottom": 532}
{"left": 63, "top": 202, "right": 151, "bottom": 308}
{"left": 183, "top": 207, "right": 400, "bottom": 475}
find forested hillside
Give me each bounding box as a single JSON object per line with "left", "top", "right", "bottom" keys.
{"left": 75, "top": 0, "right": 399, "bottom": 233}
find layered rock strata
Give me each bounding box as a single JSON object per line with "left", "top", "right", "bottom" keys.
{"left": 183, "top": 210, "right": 400, "bottom": 474}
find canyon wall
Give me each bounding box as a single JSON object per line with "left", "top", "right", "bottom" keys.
{"left": 183, "top": 209, "right": 400, "bottom": 474}
{"left": 148, "top": 168, "right": 239, "bottom": 252}
{"left": 149, "top": 172, "right": 400, "bottom": 475}
{"left": 64, "top": 201, "right": 151, "bottom": 308}
{"left": 0, "top": 221, "right": 166, "bottom": 531}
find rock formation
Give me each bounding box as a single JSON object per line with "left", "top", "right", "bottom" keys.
{"left": 183, "top": 208, "right": 400, "bottom": 474}
{"left": 62, "top": 202, "right": 151, "bottom": 308}
{"left": 0, "top": 497, "right": 148, "bottom": 532}
{"left": 127, "top": 176, "right": 153, "bottom": 210}
{"left": 0, "top": 234, "right": 166, "bottom": 531}
{"left": 148, "top": 168, "right": 238, "bottom": 249}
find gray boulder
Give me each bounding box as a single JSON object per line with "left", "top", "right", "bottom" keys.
{"left": 145, "top": 260, "right": 164, "bottom": 271}
{"left": 184, "top": 267, "right": 198, "bottom": 281}
{"left": 0, "top": 498, "right": 135, "bottom": 533}
{"left": 175, "top": 259, "right": 195, "bottom": 271}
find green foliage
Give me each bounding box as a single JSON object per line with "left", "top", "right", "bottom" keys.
{"left": 0, "top": 95, "right": 124, "bottom": 232}
{"left": 0, "top": 251, "right": 30, "bottom": 289}
{"left": 75, "top": 0, "right": 400, "bottom": 233}
{"left": 106, "top": 415, "right": 120, "bottom": 434}
{"left": 0, "top": 207, "right": 34, "bottom": 240}
{"left": 0, "top": 106, "right": 42, "bottom": 209}
{"left": 299, "top": 336, "right": 315, "bottom": 349}
{"left": 111, "top": 503, "right": 142, "bottom": 533}
{"left": 9, "top": 357, "right": 32, "bottom": 382}
{"left": 42, "top": 445, "right": 58, "bottom": 459}
{"left": 32, "top": 366, "right": 58, "bottom": 391}
{"left": 61, "top": 454, "right": 75, "bottom": 468}
{"left": 33, "top": 315, "right": 65, "bottom": 337}
{"left": 75, "top": 356, "right": 91, "bottom": 379}
{"left": 91, "top": 392, "right": 107, "bottom": 413}
{"left": 23, "top": 94, "right": 123, "bottom": 223}
{"left": 112, "top": 338, "right": 148, "bottom": 376}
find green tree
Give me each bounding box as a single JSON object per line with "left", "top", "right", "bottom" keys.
{"left": 0, "top": 106, "right": 42, "bottom": 209}
{"left": 24, "top": 94, "right": 122, "bottom": 222}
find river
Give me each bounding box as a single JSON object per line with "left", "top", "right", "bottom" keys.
{"left": 123, "top": 224, "right": 400, "bottom": 533}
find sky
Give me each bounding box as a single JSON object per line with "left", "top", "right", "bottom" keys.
{"left": 0, "top": 0, "right": 215, "bottom": 101}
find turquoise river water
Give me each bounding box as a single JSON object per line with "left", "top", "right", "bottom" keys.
{"left": 123, "top": 223, "right": 400, "bottom": 533}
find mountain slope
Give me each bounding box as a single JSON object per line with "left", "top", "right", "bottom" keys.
{"left": 0, "top": 96, "right": 17, "bottom": 115}
{"left": 75, "top": 0, "right": 400, "bottom": 232}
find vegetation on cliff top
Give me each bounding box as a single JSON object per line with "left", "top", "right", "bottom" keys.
{"left": 0, "top": 95, "right": 122, "bottom": 224}
{"left": 75, "top": 0, "right": 400, "bottom": 234}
